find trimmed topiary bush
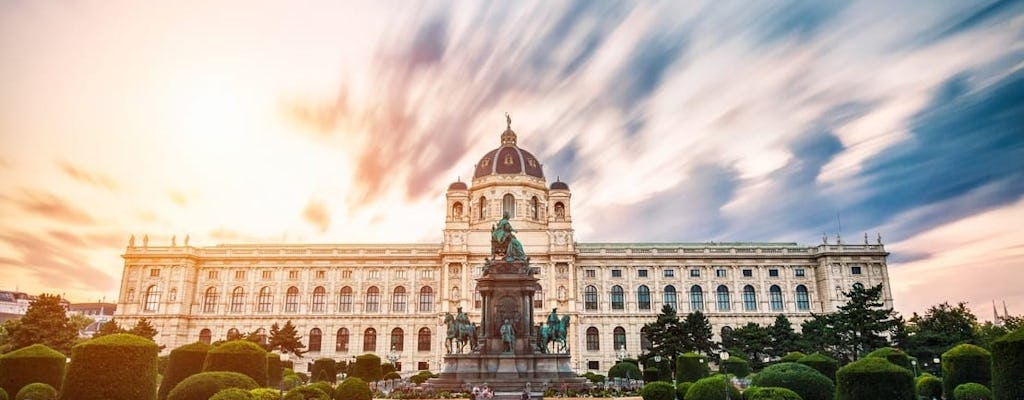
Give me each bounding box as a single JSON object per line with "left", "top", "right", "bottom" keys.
{"left": 348, "top": 354, "right": 382, "bottom": 382}
{"left": 866, "top": 347, "right": 913, "bottom": 372}
{"left": 267, "top": 353, "right": 283, "bottom": 388}
{"left": 722, "top": 357, "right": 751, "bottom": 377}
{"left": 835, "top": 357, "right": 913, "bottom": 400}
{"left": 284, "top": 386, "right": 329, "bottom": 400}
{"left": 675, "top": 382, "right": 692, "bottom": 400}
{"left": 0, "top": 344, "right": 66, "bottom": 396}
{"left": 609, "top": 361, "right": 642, "bottom": 380}
{"left": 992, "top": 327, "right": 1024, "bottom": 400}
{"left": 750, "top": 362, "right": 833, "bottom": 400}
{"left": 381, "top": 363, "right": 395, "bottom": 376}
{"left": 684, "top": 375, "right": 741, "bottom": 400}
{"left": 167, "top": 371, "right": 259, "bottom": 400}
{"left": 159, "top": 342, "right": 214, "bottom": 400}
{"left": 210, "top": 388, "right": 255, "bottom": 400}
{"left": 643, "top": 367, "right": 661, "bottom": 383}
{"left": 942, "top": 344, "right": 991, "bottom": 399}
{"left": 60, "top": 333, "right": 159, "bottom": 400}
{"left": 282, "top": 374, "right": 302, "bottom": 390}
{"left": 779, "top": 352, "right": 806, "bottom": 363}
{"left": 953, "top": 382, "right": 992, "bottom": 400}
{"left": 250, "top": 388, "right": 280, "bottom": 400}
{"left": 204, "top": 340, "right": 268, "bottom": 387}
{"left": 915, "top": 373, "right": 942, "bottom": 400}
{"left": 796, "top": 352, "right": 838, "bottom": 382}
{"left": 0, "top": 388, "right": 8, "bottom": 400}
{"left": 309, "top": 381, "right": 335, "bottom": 399}
{"left": 409, "top": 371, "right": 436, "bottom": 385}
{"left": 640, "top": 381, "right": 674, "bottom": 400}
{"left": 15, "top": 383, "right": 57, "bottom": 400}
{"left": 336, "top": 377, "right": 371, "bottom": 400}
{"left": 742, "top": 387, "right": 802, "bottom": 400}
{"left": 676, "top": 352, "right": 710, "bottom": 383}
{"left": 311, "top": 358, "right": 337, "bottom": 384}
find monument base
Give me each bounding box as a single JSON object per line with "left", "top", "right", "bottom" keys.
{"left": 425, "top": 353, "right": 592, "bottom": 393}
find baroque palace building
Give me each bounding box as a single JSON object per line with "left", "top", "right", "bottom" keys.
{"left": 114, "top": 121, "right": 893, "bottom": 374}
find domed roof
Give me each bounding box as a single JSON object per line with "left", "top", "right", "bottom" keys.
{"left": 473, "top": 115, "right": 545, "bottom": 180}
{"left": 448, "top": 180, "right": 468, "bottom": 190}
{"left": 550, "top": 180, "right": 569, "bottom": 190}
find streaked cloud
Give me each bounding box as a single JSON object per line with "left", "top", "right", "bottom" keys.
{"left": 1, "top": 190, "right": 96, "bottom": 225}
{"left": 302, "top": 199, "right": 331, "bottom": 234}
{"left": 58, "top": 161, "right": 118, "bottom": 191}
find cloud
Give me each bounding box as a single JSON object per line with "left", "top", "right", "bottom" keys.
{"left": 58, "top": 161, "right": 118, "bottom": 191}
{"left": 0, "top": 230, "right": 118, "bottom": 292}
{"left": 169, "top": 190, "right": 188, "bottom": 207}
{"left": 302, "top": 199, "right": 331, "bottom": 233}
{"left": 1, "top": 189, "right": 95, "bottom": 225}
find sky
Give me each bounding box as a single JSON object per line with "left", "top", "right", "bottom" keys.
{"left": 1, "top": 1, "right": 1022, "bottom": 321}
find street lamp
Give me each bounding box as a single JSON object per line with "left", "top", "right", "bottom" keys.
{"left": 388, "top": 345, "right": 401, "bottom": 370}
{"left": 616, "top": 346, "right": 628, "bottom": 362}
{"left": 910, "top": 359, "right": 918, "bottom": 376}
{"left": 720, "top": 351, "right": 731, "bottom": 400}
{"left": 933, "top": 357, "right": 941, "bottom": 376}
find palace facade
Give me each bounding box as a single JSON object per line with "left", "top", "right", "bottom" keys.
{"left": 114, "top": 122, "right": 893, "bottom": 374}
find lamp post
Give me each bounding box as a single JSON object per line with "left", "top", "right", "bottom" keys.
{"left": 933, "top": 357, "right": 941, "bottom": 377}
{"left": 911, "top": 359, "right": 918, "bottom": 377}
{"left": 720, "top": 351, "right": 731, "bottom": 400}
{"left": 388, "top": 345, "right": 401, "bottom": 372}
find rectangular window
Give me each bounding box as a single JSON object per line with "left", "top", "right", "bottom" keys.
{"left": 795, "top": 268, "right": 806, "bottom": 277}
{"left": 690, "top": 269, "right": 700, "bottom": 277}
{"left": 534, "top": 292, "right": 543, "bottom": 309}
{"left": 368, "top": 270, "right": 380, "bottom": 280}
{"left": 742, "top": 269, "right": 753, "bottom": 277}
{"left": 315, "top": 270, "right": 326, "bottom": 280}
{"left": 395, "top": 270, "right": 407, "bottom": 279}
{"left": 288, "top": 270, "right": 299, "bottom": 280}
{"left": 715, "top": 269, "right": 727, "bottom": 278}
{"left": 417, "top": 362, "right": 429, "bottom": 371}
{"left": 420, "top": 270, "right": 434, "bottom": 279}
{"left": 637, "top": 269, "right": 648, "bottom": 278}
{"left": 585, "top": 270, "right": 596, "bottom": 278}
{"left": 851, "top": 266, "right": 862, "bottom": 275}
{"left": 235, "top": 270, "right": 245, "bottom": 280}
{"left": 588, "top": 361, "right": 600, "bottom": 370}
{"left": 262, "top": 270, "right": 272, "bottom": 280}
{"left": 150, "top": 268, "right": 160, "bottom": 277}
{"left": 208, "top": 270, "right": 219, "bottom": 280}
{"left": 611, "top": 269, "right": 622, "bottom": 278}
{"left": 664, "top": 269, "right": 675, "bottom": 278}
{"left": 341, "top": 270, "right": 352, "bottom": 279}
{"left": 769, "top": 269, "right": 779, "bottom": 277}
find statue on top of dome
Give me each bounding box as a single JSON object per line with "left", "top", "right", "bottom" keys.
{"left": 506, "top": 112, "right": 511, "bottom": 130}
{"left": 492, "top": 211, "right": 527, "bottom": 263}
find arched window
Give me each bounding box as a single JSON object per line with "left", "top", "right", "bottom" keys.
{"left": 336, "top": 328, "right": 349, "bottom": 352}
{"left": 452, "top": 202, "right": 463, "bottom": 219}
{"left": 311, "top": 286, "right": 326, "bottom": 312}
{"left": 168, "top": 288, "right": 177, "bottom": 302}
{"left": 257, "top": 287, "right": 272, "bottom": 312}
{"left": 365, "top": 286, "right": 380, "bottom": 312}
{"left": 586, "top": 327, "right": 600, "bottom": 351}
{"left": 227, "top": 328, "right": 240, "bottom": 340}
{"left": 285, "top": 286, "right": 299, "bottom": 313}
{"left": 584, "top": 285, "right": 598, "bottom": 310}
{"left": 199, "top": 328, "right": 212, "bottom": 344}
{"left": 610, "top": 285, "right": 625, "bottom": 310}
{"left": 742, "top": 285, "right": 757, "bottom": 311}
{"left": 391, "top": 327, "right": 404, "bottom": 351}
{"left": 613, "top": 326, "right": 626, "bottom": 350}
{"left": 716, "top": 285, "right": 730, "bottom": 311}
{"left": 418, "top": 327, "right": 431, "bottom": 351}
{"left": 531, "top": 196, "right": 540, "bottom": 219}
{"left": 796, "top": 285, "right": 810, "bottom": 311}
{"left": 534, "top": 289, "right": 543, "bottom": 308}
{"left": 554, "top": 202, "right": 565, "bottom": 219}
{"left": 689, "top": 285, "right": 704, "bottom": 311}
{"left": 230, "top": 287, "right": 245, "bottom": 313}
{"left": 479, "top": 197, "right": 487, "bottom": 219}
{"left": 640, "top": 326, "right": 652, "bottom": 351}
{"left": 419, "top": 286, "right": 434, "bottom": 312}
{"left": 721, "top": 326, "right": 733, "bottom": 344}
{"left": 637, "top": 285, "right": 651, "bottom": 310}
{"left": 392, "top": 286, "right": 407, "bottom": 312}
{"left": 338, "top": 287, "right": 353, "bottom": 312}
{"left": 363, "top": 328, "right": 377, "bottom": 352}
{"left": 451, "top": 286, "right": 461, "bottom": 301}
{"left": 144, "top": 285, "right": 160, "bottom": 312}
{"left": 309, "top": 328, "right": 322, "bottom": 352}
{"left": 502, "top": 194, "right": 516, "bottom": 218}
{"left": 769, "top": 285, "right": 784, "bottom": 311}
{"left": 664, "top": 285, "right": 677, "bottom": 310}
{"left": 203, "top": 287, "right": 218, "bottom": 313}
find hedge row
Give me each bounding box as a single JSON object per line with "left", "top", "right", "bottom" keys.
{"left": 941, "top": 344, "right": 991, "bottom": 399}
{"left": 0, "top": 344, "right": 66, "bottom": 396}
{"left": 865, "top": 347, "right": 913, "bottom": 372}
{"left": 685, "top": 375, "right": 741, "bottom": 400}
{"left": 796, "top": 352, "right": 838, "bottom": 382}
{"left": 639, "top": 381, "right": 673, "bottom": 400}
{"left": 742, "top": 387, "right": 801, "bottom": 400}
{"left": 166, "top": 371, "right": 258, "bottom": 400}
{"left": 61, "top": 333, "right": 159, "bottom": 400}
{"left": 992, "top": 327, "right": 1024, "bottom": 400}
{"left": 675, "top": 353, "right": 709, "bottom": 383}
{"left": 835, "top": 357, "right": 913, "bottom": 400}
{"left": 337, "top": 377, "right": 372, "bottom": 400}
{"left": 310, "top": 359, "right": 337, "bottom": 384}
{"left": 16, "top": 383, "right": 57, "bottom": 400}
{"left": 204, "top": 341, "right": 269, "bottom": 387}
{"left": 158, "top": 342, "right": 213, "bottom": 400}
{"left": 750, "top": 362, "right": 833, "bottom": 400}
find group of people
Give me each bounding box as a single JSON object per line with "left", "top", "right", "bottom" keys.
{"left": 471, "top": 385, "right": 494, "bottom": 400}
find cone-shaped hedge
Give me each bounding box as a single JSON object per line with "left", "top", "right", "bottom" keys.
{"left": 992, "top": 327, "right": 1024, "bottom": 400}
{"left": 159, "top": 342, "right": 214, "bottom": 400}
{"left": 267, "top": 353, "right": 283, "bottom": 388}
{"left": 797, "top": 352, "right": 838, "bottom": 382}
{"left": 0, "top": 344, "right": 66, "bottom": 396}
{"left": 866, "top": 347, "right": 913, "bottom": 372}
{"left": 675, "top": 352, "right": 710, "bottom": 383}
{"left": 167, "top": 371, "right": 258, "bottom": 400}
{"left": 750, "top": 362, "right": 833, "bottom": 400}
{"left": 835, "top": 357, "right": 914, "bottom": 400}
{"left": 60, "top": 333, "right": 159, "bottom": 400}
{"left": 941, "top": 344, "right": 991, "bottom": 399}
{"left": 204, "top": 340, "right": 268, "bottom": 386}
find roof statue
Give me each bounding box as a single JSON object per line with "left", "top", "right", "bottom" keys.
{"left": 506, "top": 112, "right": 511, "bottom": 130}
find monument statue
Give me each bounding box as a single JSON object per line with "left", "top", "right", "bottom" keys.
{"left": 491, "top": 212, "right": 528, "bottom": 262}
{"left": 500, "top": 319, "right": 515, "bottom": 353}
{"left": 539, "top": 308, "right": 569, "bottom": 353}
{"left": 445, "top": 307, "right": 478, "bottom": 354}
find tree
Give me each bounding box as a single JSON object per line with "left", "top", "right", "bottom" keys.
{"left": 904, "top": 302, "right": 978, "bottom": 369}
{"left": 768, "top": 314, "right": 800, "bottom": 358}
{"left": 268, "top": 320, "right": 306, "bottom": 357}
{"left": 93, "top": 319, "right": 126, "bottom": 338}
{"left": 0, "top": 318, "right": 21, "bottom": 352}
{"left": 130, "top": 318, "right": 159, "bottom": 341}
{"left": 9, "top": 294, "right": 78, "bottom": 354}
{"left": 68, "top": 314, "right": 95, "bottom": 335}
{"left": 644, "top": 305, "right": 684, "bottom": 372}
{"left": 680, "top": 311, "right": 716, "bottom": 355}
{"left": 830, "top": 283, "right": 900, "bottom": 362}
{"left": 723, "top": 322, "right": 772, "bottom": 370}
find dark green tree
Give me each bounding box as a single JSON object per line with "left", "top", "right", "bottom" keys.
{"left": 904, "top": 302, "right": 977, "bottom": 371}
{"left": 723, "top": 322, "right": 771, "bottom": 370}
{"left": 268, "top": 321, "right": 306, "bottom": 357}
{"left": 130, "top": 318, "right": 159, "bottom": 341}
{"left": 830, "top": 284, "right": 899, "bottom": 362}
{"left": 93, "top": 319, "right": 126, "bottom": 338}
{"left": 9, "top": 294, "right": 77, "bottom": 354}
{"left": 644, "top": 305, "right": 684, "bottom": 372}
{"left": 768, "top": 314, "right": 800, "bottom": 358}
{"left": 680, "top": 311, "right": 716, "bottom": 355}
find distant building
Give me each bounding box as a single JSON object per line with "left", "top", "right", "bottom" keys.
{"left": 112, "top": 122, "right": 893, "bottom": 374}
{"left": 69, "top": 302, "right": 117, "bottom": 338}
{"left": 0, "top": 290, "right": 71, "bottom": 323}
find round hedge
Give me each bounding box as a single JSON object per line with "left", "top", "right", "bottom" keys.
{"left": 642, "top": 367, "right": 660, "bottom": 383}
{"left": 282, "top": 374, "right": 302, "bottom": 390}
{"left": 250, "top": 388, "right": 281, "bottom": 400}
{"left": 992, "top": 327, "right": 1024, "bottom": 400}
{"left": 942, "top": 344, "right": 991, "bottom": 399}
{"left": 722, "top": 357, "right": 751, "bottom": 377}
{"left": 0, "top": 344, "right": 66, "bottom": 396}
{"left": 684, "top": 375, "right": 741, "bottom": 400}
{"left": 915, "top": 373, "right": 942, "bottom": 399}
{"left": 750, "top": 362, "right": 833, "bottom": 400}
{"left": 0, "top": 387, "right": 8, "bottom": 400}
{"left": 60, "top": 333, "right": 159, "bottom": 400}
{"left": 676, "top": 382, "right": 692, "bottom": 400}
{"left": 310, "top": 358, "right": 337, "bottom": 384}
{"left": 283, "top": 386, "right": 329, "bottom": 400}
{"left": 865, "top": 347, "right": 913, "bottom": 372}
{"left": 210, "top": 388, "right": 255, "bottom": 400}
{"left": 676, "top": 353, "right": 710, "bottom": 384}
{"left": 204, "top": 341, "right": 268, "bottom": 386}
{"left": 835, "top": 357, "right": 913, "bottom": 400}
{"left": 167, "top": 371, "right": 259, "bottom": 400}
{"left": 640, "top": 381, "right": 674, "bottom": 400}
{"left": 158, "top": 342, "right": 214, "bottom": 400}
{"left": 953, "top": 382, "right": 991, "bottom": 400}
{"left": 609, "top": 361, "right": 641, "bottom": 380}
{"left": 348, "top": 354, "right": 382, "bottom": 382}
{"left": 267, "top": 353, "right": 283, "bottom": 388}
{"left": 742, "top": 387, "right": 802, "bottom": 400}
{"left": 337, "top": 377, "right": 371, "bottom": 400}
{"left": 779, "top": 352, "right": 807, "bottom": 363}
{"left": 796, "top": 352, "right": 838, "bottom": 382}
{"left": 15, "top": 383, "right": 57, "bottom": 400}
{"left": 309, "top": 381, "right": 335, "bottom": 398}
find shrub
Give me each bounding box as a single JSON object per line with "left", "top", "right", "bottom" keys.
{"left": 60, "top": 333, "right": 159, "bottom": 400}
{"left": 348, "top": 354, "right": 382, "bottom": 382}
{"left": 250, "top": 388, "right": 281, "bottom": 400}
{"left": 608, "top": 361, "right": 642, "bottom": 380}
{"left": 643, "top": 367, "right": 661, "bottom": 383}
{"left": 409, "top": 371, "right": 436, "bottom": 385}
{"left": 267, "top": 353, "right": 284, "bottom": 388}
{"left": 336, "top": 377, "right": 371, "bottom": 400}
{"left": 210, "top": 388, "right": 255, "bottom": 400}
{"left": 743, "top": 387, "right": 801, "bottom": 400}
{"left": 779, "top": 352, "right": 806, "bottom": 363}
{"left": 383, "top": 371, "right": 401, "bottom": 380}
{"left": 282, "top": 374, "right": 302, "bottom": 390}
{"left": 309, "top": 381, "right": 335, "bottom": 398}
{"left": 0, "top": 388, "right": 7, "bottom": 400}
{"left": 283, "top": 360, "right": 294, "bottom": 370}
{"left": 159, "top": 342, "right": 214, "bottom": 400}
{"left": 684, "top": 375, "right": 742, "bottom": 400}
{"left": 204, "top": 340, "right": 269, "bottom": 386}
{"left": 159, "top": 355, "right": 170, "bottom": 374}
{"left": 640, "top": 381, "right": 674, "bottom": 400}
{"left": 991, "top": 327, "right": 1024, "bottom": 400}
{"left": 834, "top": 357, "right": 913, "bottom": 400}
{"left": 866, "top": 347, "right": 913, "bottom": 372}
{"left": 0, "top": 343, "right": 66, "bottom": 396}
{"left": 915, "top": 373, "right": 942, "bottom": 400}
{"left": 722, "top": 357, "right": 751, "bottom": 377}
{"left": 284, "top": 386, "right": 329, "bottom": 400}
{"left": 675, "top": 382, "right": 692, "bottom": 400}
{"left": 795, "top": 352, "right": 838, "bottom": 382}
{"left": 750, "top": 362, "right": 833, "bottom": 400}
{"left": 953, "top": 382, "right": 992, "bottom": 400}
{"left": 381, "top": 363, "right": 396, "bottom": 376}
{"left": 166, "top": 371, "right": 259, "bottom": 400}
{"left": 676, "top": 352, "right": 710, "bottom": 383}
{"left": 15, "top": 383, "right": 57, "bottom": 400}
{"left": 942, "top": 344, "right": 992, "bottom": 399}
{"left": 311, "top": 358, "right": 337, "bottom": 384}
